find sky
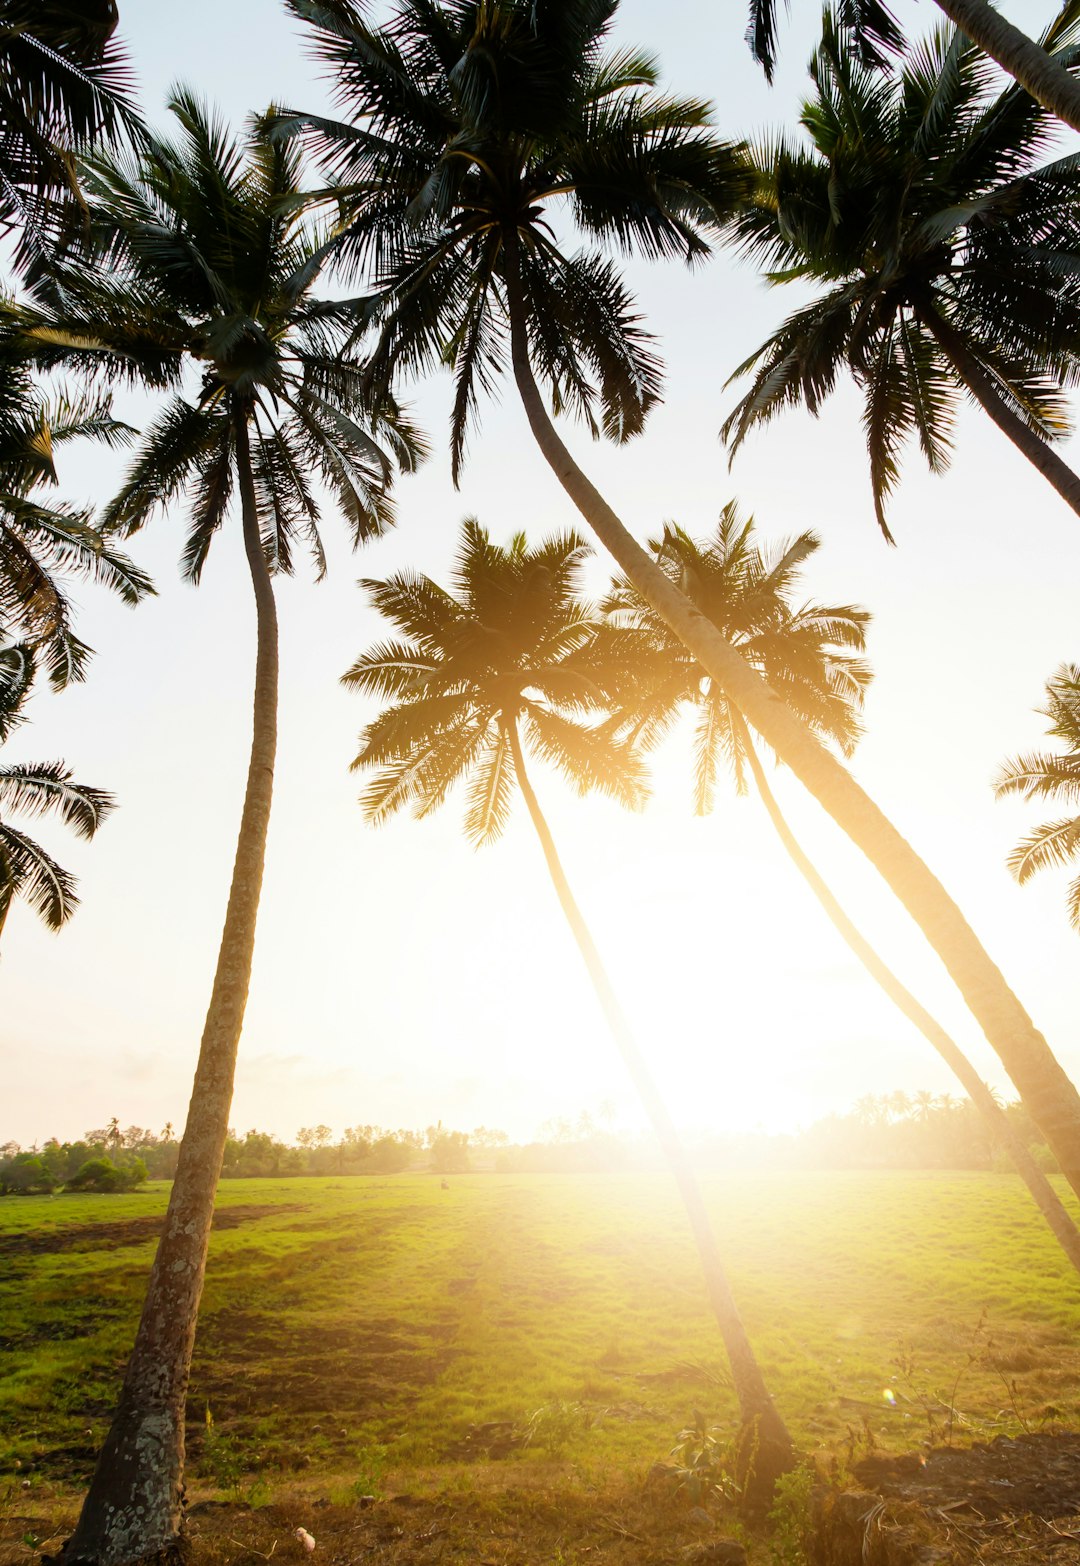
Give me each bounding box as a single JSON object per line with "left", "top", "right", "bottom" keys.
{"left": 3, "top": 0, "right": 1080, "bottom": 1148}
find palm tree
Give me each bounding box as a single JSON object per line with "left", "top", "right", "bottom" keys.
{"left": 0, "top": 641, "right": 112, "bottom": 938}
{"left": 0, "top": 0, "right": 140, "bottom": 272}
{"left": 599, "top": 506, "right": 872, "bottom": 810}
{"left": 745, "top": 0, "right": 1080, "bottom": 138}
{"left": 996, "top": 664, "right": 1080, "bottom": 928}
{"left": 284, "top": 0, "right": 1080, "bottom": 1216}
{"left": 0, "top": 342, "right": 151, "bottom": 687}
{"left": 346, "top": 517, "right": 795, "bottom": 1485}
{"left": 605, "top": 510, "right": 1080, "bottom": 1275}
{"left": 724, "top": 9, "right": 1080, "bottom": 539}
{"left": 20, "top": 96, "right": 421, "bottom": 1565}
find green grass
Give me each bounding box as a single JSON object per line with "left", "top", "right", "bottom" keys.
{"left": 3, "top": 1171, "right": 1079, "bottom": 1497}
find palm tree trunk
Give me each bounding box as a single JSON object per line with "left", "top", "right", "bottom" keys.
{"left": 60, "top": 411, "right": 278, "bottom": 1566}
{"left": 503, "top": 719, "right": 795, "bottom": 1493}
{"left": 736, "top": 721, "right": 1080, "bottom": 1277}
{"left": 932, "top": 0, "right": 1080, "bottom": 134}
{"left": 500, "top": 235, "right": 1080, "bottom": 1203}
{"left": 914, "top": 297, "right": 1080, "bottom": 517}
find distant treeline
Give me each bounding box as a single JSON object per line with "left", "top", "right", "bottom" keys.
{"left": 0, "top": 1092, "right": 1054, "bottom": 1194}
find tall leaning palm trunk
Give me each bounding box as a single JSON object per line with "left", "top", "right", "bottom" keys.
{"left": 932, "top": 0, "right": 1080, "bottom": 134}
{"left": 502, "top": 260, "right": 1080, "bottom": 1206}
{"left": 733, "top": 720, "right": 1080, "bottom": 1278}
{"left": 505, "top": 719, "right": 794, "bottom": 1485}
{"left": 62, "top": 418, "right": 277, "bottom": 1565}
{"left": 285, "top": 0, "right": 1080, "bottom": 1207}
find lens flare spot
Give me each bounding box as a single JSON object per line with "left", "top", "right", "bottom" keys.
{"left": 882, "top": 1388, "right": 897, "bottom": 1406}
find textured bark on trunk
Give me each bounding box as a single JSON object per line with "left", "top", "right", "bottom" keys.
{"left": 59, "top": 413, "right": 278, "bottom": 1566}
{"left": 504, "top": 720, "right": 795, "bottom": 1494}
{"left": 915, "top": 299, "right": 1080, "bottom": 518}
{"left": 932, "top": 0, "right": 1080, "bottom": 134}
{"left": 501, "top": 240, "right": 1080, "bottom": 1202}
{"left": 737, "top": 724, "right": 1080, "bottom": 1278}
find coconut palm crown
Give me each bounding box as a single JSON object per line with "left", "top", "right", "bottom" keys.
{"left": 996, "top": 664, "right": 1080, "bottom": 929}
{"left": 601, "top": 503, "right": 871, "bottom": 809}
{"left": 18, "top": 89, "right": 425, "bottom": 568}
{"left": 723, "top": 8, "right": 1080, "bottom": 537}
{"left": 278, "top": 0, "right": 748, "bottom": 478}
{"left": 0, "top": 0, "right": 140, "bottom": 272}
{"left": 0, "top": 343, "right": 150, "bottom": 688}
{"left": 345, "top": 518, "right": 645, "bottom": 840}
{"left": 0, "top": 642, "right": 112, "bottom": 937}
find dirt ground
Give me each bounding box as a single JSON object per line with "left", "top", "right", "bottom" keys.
{"left": 815, "top": 1431, "right": 1080, "bottom": 1564}
{"left": 8, "top": 1435, "right": 1080, "bottom": 1566}
{"left": 1, "top": 1472, "right": 753, "bottom": 1566}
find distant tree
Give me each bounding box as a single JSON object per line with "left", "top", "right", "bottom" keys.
{"left": 369, "top": 1134, "right": 412, "bottom": 1173}
{"left": 67, "top": 1154, "right": 147, "bottom": 1193}
{"left": 429, "top": 1131, "right": 470, "bottom": 1175}
{"left": 0, "top": 1150, "right": 58, "bottom": 1193}
{"left": 470, "top": 1127, "right": 510, "bottom": 1151}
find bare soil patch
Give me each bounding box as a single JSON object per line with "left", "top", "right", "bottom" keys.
{"left": 0, "top": 1474, "right": 751, "bottom": 1566}
{"left": 0, "top": 1206, "right": 297, "bottom": 1259}
{"left": 815, "top": 1432, "right": 1080, "bottom": 1564}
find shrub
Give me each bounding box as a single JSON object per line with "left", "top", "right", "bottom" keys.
{"left": 65, "top": 1155, "right": 148, "bottom": 1192}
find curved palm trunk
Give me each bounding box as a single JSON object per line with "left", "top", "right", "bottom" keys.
{"left": 932, "top": 0, "right": 1080, "bottom": 134}
{"left": 736, "top": 722, "right": 1080, "bottom": 1277}
{"left": 501, "top": 242, "right": 1080, "bottom": 1204}
{"left": 60, "top": 413, "right": 278, "bottom": 1566}
{"left": 914, "top": 298, "right": 1080, "bottom": 517}
{"left": 504, "top": 720, "right": 795, "bottom": 1492}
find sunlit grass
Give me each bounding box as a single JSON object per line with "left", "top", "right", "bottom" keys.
{"left": 2, "top": 1171, "right": 1079, "bottom": 1492}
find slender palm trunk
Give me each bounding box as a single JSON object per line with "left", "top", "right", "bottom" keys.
{"left": 504, "top": 719, "right": 794, "bottom": 1491}
{"left": 932, "top": 0, "right": 1080, "bottom": 134}
{"left": 914, "top": 298, "right": 1080, "bottom": 517}
{"left": 501, "top": 236, "right": 1080, "bottom": 1202}
{"left": 60, "top": 413, "right": 278, "bottom": 1566}
{"left": 736, "top": 723, "right": 1080, "bottom": 1276}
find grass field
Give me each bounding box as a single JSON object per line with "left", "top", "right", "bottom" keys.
{"left": 3, "top": 1170, "right": 1080, "bottom": 1564}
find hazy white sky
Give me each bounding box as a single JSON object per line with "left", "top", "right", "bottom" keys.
{"left": 3, "top": 0, "right": 1079, "bottom": 1147}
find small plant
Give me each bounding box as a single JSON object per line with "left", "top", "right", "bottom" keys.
{"left": 890, "top": 1315, "right": 988, "bottom": 1446}
{"left": 202, "top": 1405, "right": 244, "bottom": 1497}
{"left": 526, "top": 1400, "right": 589, "bottom": 1457}
{"left": 768, "top": 1464, "right": 816, "bottom": 1566}
{"left": 657, "top": 1411, "right": 741, "bottom": 1508}
{"left": 351, "top": 1442, "right": 389, "bottom": 1499}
